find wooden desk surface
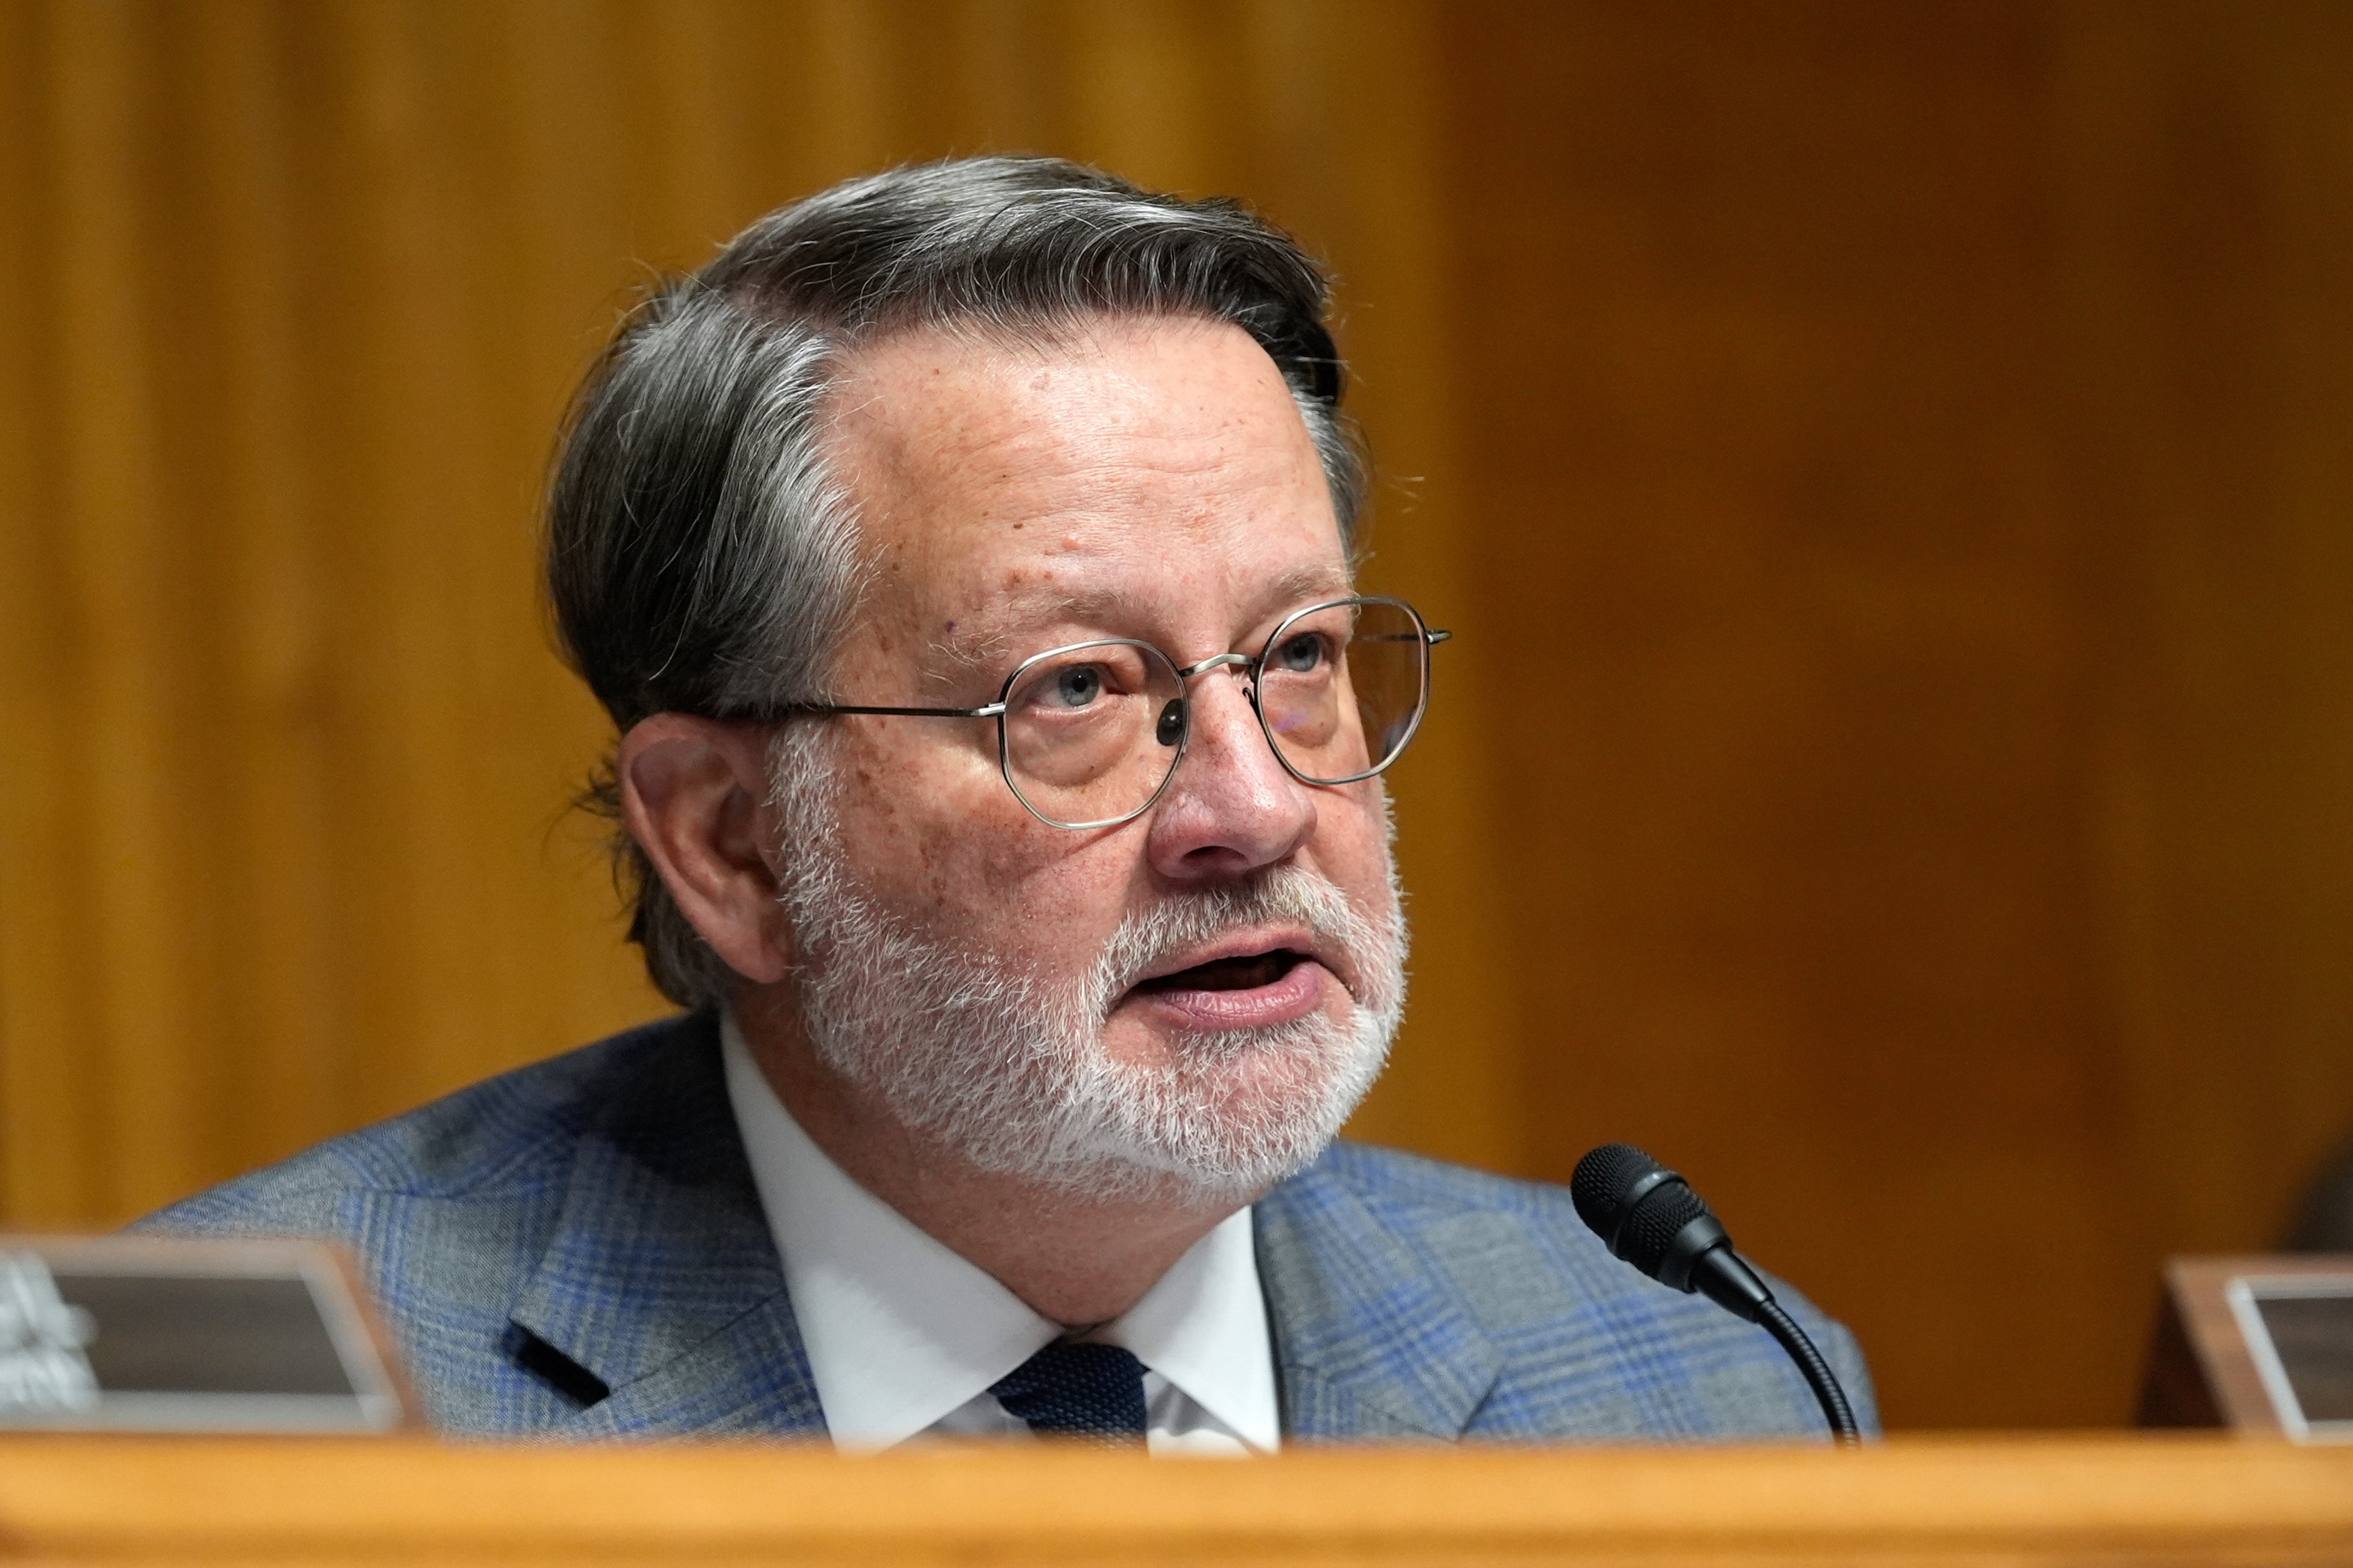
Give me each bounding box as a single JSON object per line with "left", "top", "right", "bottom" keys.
{"left": 2, "top": 1433, "right": 2352, "bottom": 1565}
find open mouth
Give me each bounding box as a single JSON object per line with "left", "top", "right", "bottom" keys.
{"left": 1134, "top": 948, "right": 1311, "bottom": 994}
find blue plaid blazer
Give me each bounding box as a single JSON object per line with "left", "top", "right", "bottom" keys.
{"left": 140, "top": 1013, "right": 1876, "bottom": 1440}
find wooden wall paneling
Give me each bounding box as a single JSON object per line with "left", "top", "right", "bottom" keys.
{"left": 2053, "top": 0, "right": 2353, "bottom": 1297}
{"left": 1441, "top": 0, "right": 2353, "bottom": 1427}
{"left": 0, "top": 0, "right": 85, "bottom": 1221}
{"left": 1442, "top": 1, "right": 2135, "bottom": 1428}
{"left": 947, "top": 0, "right": 1067, "bottom": 155}
{"left": 178, "top": 0, "right": 338, "bottom": 1215}
{"left": 45, "top": 0, "right": 197, "bottom": 1218}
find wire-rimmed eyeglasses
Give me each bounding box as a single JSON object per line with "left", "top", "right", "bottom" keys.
{"left": 761, "top": 596, "right": 1451, "bottom": 830}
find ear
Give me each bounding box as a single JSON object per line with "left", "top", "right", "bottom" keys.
{"left": 616, "top": 714, "right": 794, "bottom": 984}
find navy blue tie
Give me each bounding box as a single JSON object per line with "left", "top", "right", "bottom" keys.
{"left": 989, "top": 1342, "right": 1148, "bottom": 1445}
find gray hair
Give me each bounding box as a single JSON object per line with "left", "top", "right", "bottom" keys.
{"left": 545, "top": 156, "right": 1366, "bottom": 1010}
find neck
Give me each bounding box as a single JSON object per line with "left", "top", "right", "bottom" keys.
{"left": 733, "top": 988, "right": 1241, "bottom": 1328}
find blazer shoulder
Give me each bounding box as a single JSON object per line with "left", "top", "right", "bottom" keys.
{"left": 1301, "top": 1139, "right": 1596, "bottom": 1247}
{"left": 134, "top": 1013, "right": 709, "bottom": 1237}
{"left": 1288, "top": 1140, "right": 1624, "bottom": 1324}
{"left": 125, "top": 1012, "right": 786, "bottom": 1440}
{"left": 1313, "top": 1139, "right": 1574, "bottom": 1209}
{"left": 1281, "top": 1140, "right": 1880, "bottom": 1439}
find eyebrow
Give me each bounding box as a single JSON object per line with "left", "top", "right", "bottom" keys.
{"left": 928, "top": 559, "right": 1358, "bottom": 679}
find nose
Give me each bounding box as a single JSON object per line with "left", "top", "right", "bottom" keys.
{"left": 1143, "top": 662, "right": 1317, "bottom": 881}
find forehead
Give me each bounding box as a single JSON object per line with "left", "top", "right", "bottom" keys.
{"left": 821, "top": 316, "right": 1347, "bottom": 647}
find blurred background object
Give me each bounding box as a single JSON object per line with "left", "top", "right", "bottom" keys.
{"left": 2288, "top": 1137, "right": 2353, "bottom": 1252}
{"left": 6, "top": 0, "right": 2353, "bottom": 1431}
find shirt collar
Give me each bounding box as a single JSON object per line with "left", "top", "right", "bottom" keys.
{"left": 720, "top": 1011, "right": 1277, "bottom": 1451}
{"left": 1094, "top": 1197, "right": 1280, "bottom": 1451}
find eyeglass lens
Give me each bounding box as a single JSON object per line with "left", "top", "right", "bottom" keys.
{"left": 1002, "top": 641, "right": 1188, "bottom": 828}
{"left": 1256, "top": 599, "right": 1426, "bottom": 785}
{"left": 998, "top": 599, "right": 1429, "bottom": 830}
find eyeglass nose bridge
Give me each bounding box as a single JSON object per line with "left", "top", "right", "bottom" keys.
{"left": 1163, "top": 650, "right": 1261, "bottom": 746}
{"left": 1176, "top": 651, "right": 1254, "bottom": 682}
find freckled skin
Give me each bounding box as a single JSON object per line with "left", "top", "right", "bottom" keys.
{"left": 814, "top": 317, "right": 1388, "bottom": 1078}
{"left": 620, "top": 315, "right": 1393, "bottom": 1325}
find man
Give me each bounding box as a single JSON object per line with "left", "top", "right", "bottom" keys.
{"left": 148, "top": 157, "right": 1874, "bottom": 1447}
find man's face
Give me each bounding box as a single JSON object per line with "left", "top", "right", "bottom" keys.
{"left": 778, "top": 315, "right": 1403, "bottom": 1200}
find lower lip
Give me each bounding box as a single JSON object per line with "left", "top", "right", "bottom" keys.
{"left": 1125, "top": 958, "right": 1333, "bottom": 1031}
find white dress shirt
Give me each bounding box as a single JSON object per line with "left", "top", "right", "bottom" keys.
{"left": 720, "top": 1013, "right": 1280, "bottom": 1454}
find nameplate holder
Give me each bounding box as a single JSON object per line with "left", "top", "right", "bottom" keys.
{"left": 0, "top": 1234, "right": 412, "bottom": 1432}
{"left": 2229, "top": 1270, "right": 2353, "bottom": 1441}
{"left": 2143, "top": 1255, "right": 2353, "bottom": 1442}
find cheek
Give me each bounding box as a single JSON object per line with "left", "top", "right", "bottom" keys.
{"left": 1315, "top": 780, "right": 1396, "bottom": 888}
{"left": 831, "top": 723, "right": 1115, "bottom": 927}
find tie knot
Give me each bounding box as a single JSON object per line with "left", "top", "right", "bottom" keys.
{"left": 989, "top": 1341, "right": 1148, "bottom": 1445}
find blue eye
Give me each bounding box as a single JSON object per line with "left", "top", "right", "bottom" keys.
{"left": 1275, "top": 632, "right": 1326, "bottom": 673}
{"left": 1053, "top": 665, "right": 1103, "bottom": 706}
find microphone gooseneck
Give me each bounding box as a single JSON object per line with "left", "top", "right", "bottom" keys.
{"left": 1570, "top": 1142, "right": 1861, "bottom": 1443}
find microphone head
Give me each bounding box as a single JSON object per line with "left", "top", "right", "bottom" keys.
{"left": 1570, "top": 1142, "right": 1733, "bottom": 1290}
{"left": 1619, "top": 1175, "right": 1716, "bottom": 1279}
{"left": 1569, "top": 1142, "right": 1663, "bottom": 1245}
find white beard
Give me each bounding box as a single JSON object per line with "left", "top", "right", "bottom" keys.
{"left": 769, "top": 742, "right": 1406, "bottom": 1207}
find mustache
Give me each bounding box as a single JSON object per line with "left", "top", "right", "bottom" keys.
{"left": 1084, "top": 866, "right": 1386, "bottom": 1018}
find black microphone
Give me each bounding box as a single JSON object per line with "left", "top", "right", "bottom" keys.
{"left": 1570, "top": 1142, "right": 1861, "bottom": 1443}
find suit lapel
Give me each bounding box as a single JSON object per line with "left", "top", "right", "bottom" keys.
{"left": 507, "top": 1013, "right": 827, "bottom": 1437}
{"left": 1256, "top": 1154, "right": 1503, "bottom": 1441}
